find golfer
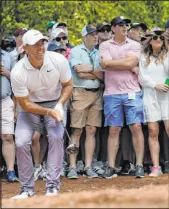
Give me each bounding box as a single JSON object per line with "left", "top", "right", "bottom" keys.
{"left": 10, "top": 29, "right": 73, "bottom": 199}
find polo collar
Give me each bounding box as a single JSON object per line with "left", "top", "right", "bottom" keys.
{"left": 23, "top": 52, "right": 50, "bottom": 70}
{"left": 110, "top": 37, "right": 130, "bottom": 45}
{"left": 81, "top": 43, "right": 97, "bottom": 54}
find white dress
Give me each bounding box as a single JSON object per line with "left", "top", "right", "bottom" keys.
{"left": 138, "top": 53, "right": 169, "bottom": 122}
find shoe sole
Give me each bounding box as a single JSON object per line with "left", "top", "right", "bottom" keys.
{"left": 104, "top": 174, "right": 118, "bottom": 179}
{"left": 135, "top": 175, "right": 145, "bottom": 178}
{"left": 68, "top": 176, "right": 78, "bottom": 179}
{"left": 83, "top": 174, "right": 98, "bottom": 178}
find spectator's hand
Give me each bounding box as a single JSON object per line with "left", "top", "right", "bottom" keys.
{"left": 130, "top": 66, "right": 139, "bottom": 75}
{"left": 0, "top": 65, "right": 10, "bottom": 78}
{"left": 74, "top": 64, "right": 93, "bottom": 73}
{"left": 99, "top": 56, "right": 107, "bottom": 69}
{"left": 164, "top": 31, "right": 169, "bottom": 41}
{"left": 155, "top": 84, "right": 169, "bottom": 92}
{"left": 14, "top": 111, "right": 18, "bottom": 122}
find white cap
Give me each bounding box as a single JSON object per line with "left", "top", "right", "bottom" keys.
{"left": 22, "top": 29, "right": 48, "bottom": 46}
{"left": 50, "top": 28, "right": 67, "bottom": 41}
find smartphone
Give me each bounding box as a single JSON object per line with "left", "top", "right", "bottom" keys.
{"left": 165, "top": 78, "right": 169, "bottom": 86}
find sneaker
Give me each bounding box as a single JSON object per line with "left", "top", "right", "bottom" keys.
{"left": 120, "top": 161, "right": 135, "bottom": 176}
{"left": 102, "top": 166, "right": 117, "bottom": 179}
{"left": 92, "top": 166, "right": 105, "bottom": 176}
{"left": 11, "top": 190, "right": 35, "bottom": 199}
{"left": 149, "top": 166, "right": 163, "bottom": 177}
{"left": 135, "top": 165, "right": 145, "bottom": 178}
{"left": 67, "top": 168, "right": 78, "bottom": 179}
{"left": 34, "top": 165, "right": 42, "bottom": 181}
{"left": 164, "top": 161, "right": 169, "bottom": 174}
{"left": 83, "top": 167, "right": 98, "bottom": 178}
{"left": 76, "top": 160, "right": 84, "bottom": 174}
{"left": 7, "top": 170, "right": 19, "bottom": 182}
{"left": 46, "top": 186, "right": 58, "bottom": 196}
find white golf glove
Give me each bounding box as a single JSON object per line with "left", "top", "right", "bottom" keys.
{"left": 54, "top": 103, "right": 64, "bottom": 119}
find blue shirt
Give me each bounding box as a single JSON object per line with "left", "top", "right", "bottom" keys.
{"left": 70, "top": 43, "right": 101, "bottom": 88}
{"left": 1, "top": 50, "right": 12, "bottom": 99}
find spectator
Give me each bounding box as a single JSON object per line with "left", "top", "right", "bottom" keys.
{"left": 1, "top": 49, "right": 19, "bottom": 182}
{"left": 138, "top": 28, "right": 169, "bottom": 176}
{"left": 128, "top": 23, "right": 148, "bottom": 42}
{"left": 46, "top": 21, "right": 57, "bottom": 39}
{"left": 52, "top": 22, "right": 68, "bottom": 35}
{"left": 10, "top": 29, "right": 72, "bottom": 199}
{"left": 68, "top": 24, "right": 103, "bottom": 179}
{"left": 47, "top": 42, "right": 66, "bottom": 56}
{"left": 51, "top": 28, "right": 71, "bottom": 60}
{"left": 99, "top": 16, "right": 145, "bottom": 178}
{"left": 10, "top": 28, "right": 29, "bottom": 68}
{"left": 96, "top": 22, "right": 112, "bottom": 48}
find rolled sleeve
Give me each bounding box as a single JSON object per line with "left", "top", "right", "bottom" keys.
{"left": 99, "top": 41, "right": 112, "bottom": 60}
{"left": 70, "top": 47, "right": 82, "bottom": 68}
{"left": 10, "top": 71, "right": 29, "bottom": 97}
{"left": 127, "top": 41, "right": 141, "bottom": 59}
{"left": 60, "top": 57, "right": 72, "bottom": 83}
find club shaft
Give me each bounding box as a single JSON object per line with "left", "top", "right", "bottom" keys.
{"left": 61, "top": 121, "right": 72, "bottom": 144}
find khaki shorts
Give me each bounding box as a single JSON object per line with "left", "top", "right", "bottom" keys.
{"left": 70, "top": 88, "right": 103, "bottom": 128}
{"left": 1, "top": 96, "right": 14, "bottom": 135}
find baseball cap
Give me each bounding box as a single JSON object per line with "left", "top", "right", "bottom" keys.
{"left": 129, "top": 23, "right": 148, "bottom": 32}
{"left": 111, "top": 16, "right": 131, "bottom": 26}
{"left": 22, "top": 29, "right": 48, "bottom": 46}
{"left": 150, "top": 27, "right": 165, "bottom": 35}
{"left": 47, "top": 42, "right": 66, "bottom": 51}
{"left": 13, "top": 27, "right": 29, "bottom": 37}
{"left": 51, "top": 28, "right": 67, "bottom": 40}
{"left": 96, "top": 22, "right": 111, "bottom": 31}
{"left": 81, "top": 24, "right": 97, "bottom": 36}
{"left": 165, "top": 20, "right": 169, "bottom": 29}
{"left": 46, "top": 21, "right": 56, "bottom": 31}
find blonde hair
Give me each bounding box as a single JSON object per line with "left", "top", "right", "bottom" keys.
{"left": 142, "top": 34, "right": 168, "bottom": 66}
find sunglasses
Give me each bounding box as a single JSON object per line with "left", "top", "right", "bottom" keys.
{"left": 152, "top": 35, "right": 164, "bottom": 41}
{"left": 116, "top": 22, "right": 130, "bottom": 27}
{"left": 98, "top": 28, "right": 111, "bottom": 33}
{"left": 55, "top": 36, "right": 67, "bottom": 42}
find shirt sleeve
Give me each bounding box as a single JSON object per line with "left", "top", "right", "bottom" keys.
{"left": 138, "top": 55, "right": 156, "bottom": 88}
{"left": 70, "top": 47, "right": 82, "bottom": 68}
{"left": 127, "top": 41, "right": 141, "bottom": 59}
{"left": 99, "top": 41, "right": 112, "bottom": 60}
{"left": 59, "top": 56, "right": 72, "bottom": 83}
{"left": 10, "top": 70, "right": 29, "bottom": 97}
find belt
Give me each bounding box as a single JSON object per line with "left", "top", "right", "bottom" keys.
{"left": 84, "top": 88, "right": 99, "bottom": 92}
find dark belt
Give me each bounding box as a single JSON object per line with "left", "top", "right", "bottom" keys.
{"left": 84, "top": 88, "right": 99, "bottom": 92}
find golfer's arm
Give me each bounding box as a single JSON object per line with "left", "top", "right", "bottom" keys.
{"left": 16, "top": 96, "right": 50, "bottom": 115}
{"left": 57, "top": 78, "right": 73, "bottom": 105}
{"left": 105, "top": 56, "right": 139, "bottom": 71}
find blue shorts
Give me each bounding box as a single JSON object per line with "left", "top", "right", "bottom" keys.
{"left": 104, "top": 92, "right": 144, "bottom": 127}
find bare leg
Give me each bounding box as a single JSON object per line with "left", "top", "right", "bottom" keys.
{"left": 148, "top": 122, "right": 159, "bottom": 166}
{"left": 1, "top": 134, "right": 15, "bottom": 171}
{"left": 107, "top": 126, "right": 121, "bottom": 168}
{"left": 69, "top": 128, "right": 83, "bottom": 168}
{"left": 129, "top": 123, "right": 144, "bottom": 166}
{"left": 85, "top": 126, "right": 96, "bottom": 168}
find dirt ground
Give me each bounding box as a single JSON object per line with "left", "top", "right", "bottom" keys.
{"left": 2, "top": 174, "right": 169, "bottom": 208}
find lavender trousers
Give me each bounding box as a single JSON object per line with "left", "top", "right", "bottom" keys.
{"left": 15, "top": 101, "right": 64, "bottom": 192}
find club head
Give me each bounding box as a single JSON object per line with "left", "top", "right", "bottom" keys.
{"left": 66, "top": 144, "right": 79, "bottom": 155}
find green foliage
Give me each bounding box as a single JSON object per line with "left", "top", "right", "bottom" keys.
{"left": 1, "top": 0, "right": 169, "bottom": 45}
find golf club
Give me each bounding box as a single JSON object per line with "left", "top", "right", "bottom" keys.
{"left": 61, "top": 120, "right": 79, "bottom": 155}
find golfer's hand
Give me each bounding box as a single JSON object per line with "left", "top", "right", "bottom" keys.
{"left": 48, "top": 109, "right": 63, "bottom": 122}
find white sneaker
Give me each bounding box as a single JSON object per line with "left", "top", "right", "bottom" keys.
{"left": 45, "top": 187, "right": 58, "bottom": 196}
{"left": 34, "top": 165, "right": 42, "bottom": 181}
{"left": 11, "top": 191, "right": 35, "bottom": 199}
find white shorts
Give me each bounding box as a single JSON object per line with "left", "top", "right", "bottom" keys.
{"left": 1, "top": 96, "right": 14, "bottom": 134}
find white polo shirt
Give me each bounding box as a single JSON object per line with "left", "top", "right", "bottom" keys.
{"left": 11, "top": 51, "right": 72, "bottom": 102}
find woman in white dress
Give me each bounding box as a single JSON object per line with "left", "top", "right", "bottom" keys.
{"left": 139, "top": 28, "right": 169, "bottom": 177}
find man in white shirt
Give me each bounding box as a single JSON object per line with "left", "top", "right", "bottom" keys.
{"left": 10, "top": 29, "right": 73, "bottom": 199}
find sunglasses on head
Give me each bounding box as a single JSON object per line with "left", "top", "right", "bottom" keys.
{"left": 116, "top": 22, "right": 130, "bottom": 27}
{"left": 152, "top": 35, "right": 164, "bottom": 41}
{"left": 98, "top": 28, "right": 111, "bottom": 33}
{"left": 55, "top": 36, "right": 67, "bottom": 42}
